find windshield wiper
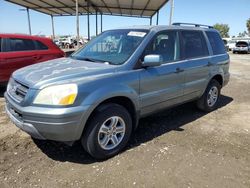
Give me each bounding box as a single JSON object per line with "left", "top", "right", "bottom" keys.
{"left": 76, "top": 57, "right": 98, "bottom": 62}
{"left": 71, "top": 56, "right": 115, "bottom": 65}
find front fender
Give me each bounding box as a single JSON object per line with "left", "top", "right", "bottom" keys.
{"left": 81, "top": 83, "right": 139, "bottom": 109}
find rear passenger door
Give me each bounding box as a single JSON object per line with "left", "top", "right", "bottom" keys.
{"left": 180, "top": 30, "right": 211, "bottom": 101}
{"left": 139, "top": 30, "right": 186, "bottom": 115}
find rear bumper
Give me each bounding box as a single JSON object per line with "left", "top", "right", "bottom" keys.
{"left": 233, "top": 48, "right": 249, "bottom": 52}
{"left": 223, "top": 73, "right": 230, "bottom": 87}
{"left": 4, "top": 92, "right": 90, "bottom": 142}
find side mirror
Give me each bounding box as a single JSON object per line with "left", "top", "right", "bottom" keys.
{"left": 142, "top": 54, "right": 163, "bottom": 68}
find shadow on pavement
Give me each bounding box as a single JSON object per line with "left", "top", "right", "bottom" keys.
{"left": 33, "top": 95, "right": 233, "bottom": 164}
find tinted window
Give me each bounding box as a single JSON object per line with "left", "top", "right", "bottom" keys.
{"left": 0, "top": 38, "right": 1, "bottom": 52}
{"left": 35, "top": 40, "right": 48, "bottom": 50}
{"left": 181, "top": 31, "right": 209, "bottom": 58}
{"left": 8, "top": 38, "right": 35, "bottom": 52}
{"left": 206, "top": 31, "right": 226, "bottom": 55}
{"left": 144, "top": 31, "right": 180, "bottom": 62}
{"left": 236, "top": 41, "right": 248, "bottom": 47}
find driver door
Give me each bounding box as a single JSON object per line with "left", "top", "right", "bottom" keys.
{"left": 139, "top": 30, "right": 186, "bottom": 116}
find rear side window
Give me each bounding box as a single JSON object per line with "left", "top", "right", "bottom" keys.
{"left": 206, "top": 31, "right": 226, "bottom": 55}
{"left": 8, "top": 38, "right": 35, "bottom": 52}
{"left": 181, "top": 30, "right": 209, "bottom": 59}
{"left": 35, "top": 40, "right": 49, "bottom": 50}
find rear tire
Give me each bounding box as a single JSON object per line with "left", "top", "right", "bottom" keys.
{"left": 81, "top": 103, "right": 132, "bottom": 160}
{"left": 196, "top": 80, "right": 221, "bottom": 112}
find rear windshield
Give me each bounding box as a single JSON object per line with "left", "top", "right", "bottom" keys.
{"left": 236, "top": 42, "right": 248, "bottom": 47}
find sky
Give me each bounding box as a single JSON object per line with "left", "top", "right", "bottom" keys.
{"left": 0, "top": 0, "right": 249, "bottom": 37}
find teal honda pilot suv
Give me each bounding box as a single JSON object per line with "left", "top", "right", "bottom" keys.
{"left": 5, "top": 23, "right": 230, "bottom": 159}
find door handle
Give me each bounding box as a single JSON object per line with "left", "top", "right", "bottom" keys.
{"left": 175, "top": 67, "right": 184, "bottom": 73}
{"left": 33, "top": 56, "right": 40, "bottom": 60}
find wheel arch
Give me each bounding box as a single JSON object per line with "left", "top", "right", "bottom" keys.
{"left": 211, "top": 74, "right": 223, "bottom": 87}
{"left": 75, "top": 84, "right": 140, "bottom": 140}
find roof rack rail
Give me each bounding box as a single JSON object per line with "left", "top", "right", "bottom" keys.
{"left": 172, "top": 23, "right": 214, "bottom": 29}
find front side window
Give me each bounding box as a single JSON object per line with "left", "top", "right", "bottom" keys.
{"left": 143, "top": 31, "right": 180, "bottom": 63}
{"left": 181, "top": 30, "right": 209, "bottom": 59}
{"left": 8, "top": 38, "right": 36, "bottom": 52}
{"left": 71, "top": 30, "right": 148, "bottom": 65}
{"left": 206, "top": 31, "right": 226, "bottom": 55}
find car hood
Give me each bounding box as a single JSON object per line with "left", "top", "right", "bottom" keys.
{"left": 12, "top": 57, "right": 117, "bottom": 89}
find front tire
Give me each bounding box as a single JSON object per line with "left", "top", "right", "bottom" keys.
{"left": 196, "top": 80, "right": 221, "bottom": 112}
{"left": 81, "top": 103, "right": 132, "bottom": 160}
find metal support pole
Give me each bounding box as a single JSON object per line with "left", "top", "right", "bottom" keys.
{"left": 76, "top": 0, "right": 79, "bottom": 49}
{"left": 169, "top": 0, "right": 174, "bottom": 25}
{"left": 101, "top": 13, "right": 103, "bottom": 32}
{"left": 96, "top": 10, "right": 98, "bottom": 36}
{"left": 51, "top": 15, "right": 55, "bottom": 39}
{"left": 150, "top": 17, "right": 152, "bottom": 25}
{"left": 156, "top": 11, "right": 159, "bottom": 25}
{"left": 87, "top": 2, "right": 90, "bottom": 41}
{"left": 76, "top": 0, "right": 80, "bottom": 48}
{"left": 26, "top": 8, "right": 31, "bottom": 35}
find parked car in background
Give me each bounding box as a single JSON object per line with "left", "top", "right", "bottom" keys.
{"left": 223, "top": 39, "right": 229, "bottom": 52}
{"left": 233, "top": 41, "right": 250, "bottom": 54}
{"left": 227, "top": 40, "right": 236, "bottom": 51}
{"left": 5, "top": 24, "right": 230, "bottom": 159}
{"left": 0, "top": 34, "right": 65, "bottom": 85}
{"left": 53, "top": 39, "right": 61, "bottom": 47}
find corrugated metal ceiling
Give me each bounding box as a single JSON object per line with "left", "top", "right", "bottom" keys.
{"left": 5, "top": 0, "right": 169, "bottom": 18}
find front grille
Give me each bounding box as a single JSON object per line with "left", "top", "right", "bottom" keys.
{"left": 7, "top": 78, "right": 29, "bottom": 103}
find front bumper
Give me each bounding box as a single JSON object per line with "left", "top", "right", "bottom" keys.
{"left": 4, "top": 92, "right": 90, "bottom": 142}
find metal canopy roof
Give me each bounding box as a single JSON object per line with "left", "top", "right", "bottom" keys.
{"left": 6, "top": 0, "right": 169, "bottom": 18}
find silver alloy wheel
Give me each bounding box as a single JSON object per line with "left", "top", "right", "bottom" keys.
{"left": 98, "top": 116, "right": 126, "bottom": 150}
{"left": 207, "top": 86, "right": 218, "bottom": 107}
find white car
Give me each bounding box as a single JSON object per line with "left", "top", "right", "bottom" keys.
{"left": 233, "top": 41, "right": 250, "bottom": 54}
{"left": 227, "top": 40, "right": 236, "bottom": 51}
{"left": 53, "top": 39, "right": 61, "bottom": 46}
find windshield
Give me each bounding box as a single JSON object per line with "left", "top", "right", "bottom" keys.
{"left": 71, "top": 29, "right": 148, "bottom": 65}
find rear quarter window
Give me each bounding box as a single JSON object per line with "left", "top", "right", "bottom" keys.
{"left": 35, "top": 40, "right": 49, "bottom": 50}
{"left": 181, "top": 30, "right": 209, "bottom": 59}
{"left": 206, "top": 31, "right": 226, "bottom": 55}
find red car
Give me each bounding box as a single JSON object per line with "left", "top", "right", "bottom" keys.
{"left": 0, "top": 34, "right": 65, "bottom": 85}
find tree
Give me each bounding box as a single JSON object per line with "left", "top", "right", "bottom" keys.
{"left": 213, "top": 23, "right": 230, "bottom": 38}
{"left": 238, "top": 31, "right": 248, "bottom": 37}
{"left": 247, "top": 18, "right": 250, "bottom": 36}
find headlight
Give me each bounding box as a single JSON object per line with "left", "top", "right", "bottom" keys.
{"left": 34, "top": 84, "right": 78, "bottom": 105}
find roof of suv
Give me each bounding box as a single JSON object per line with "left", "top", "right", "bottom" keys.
{"left": 116, "top": 25, "right": 218, "bottom": 33}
